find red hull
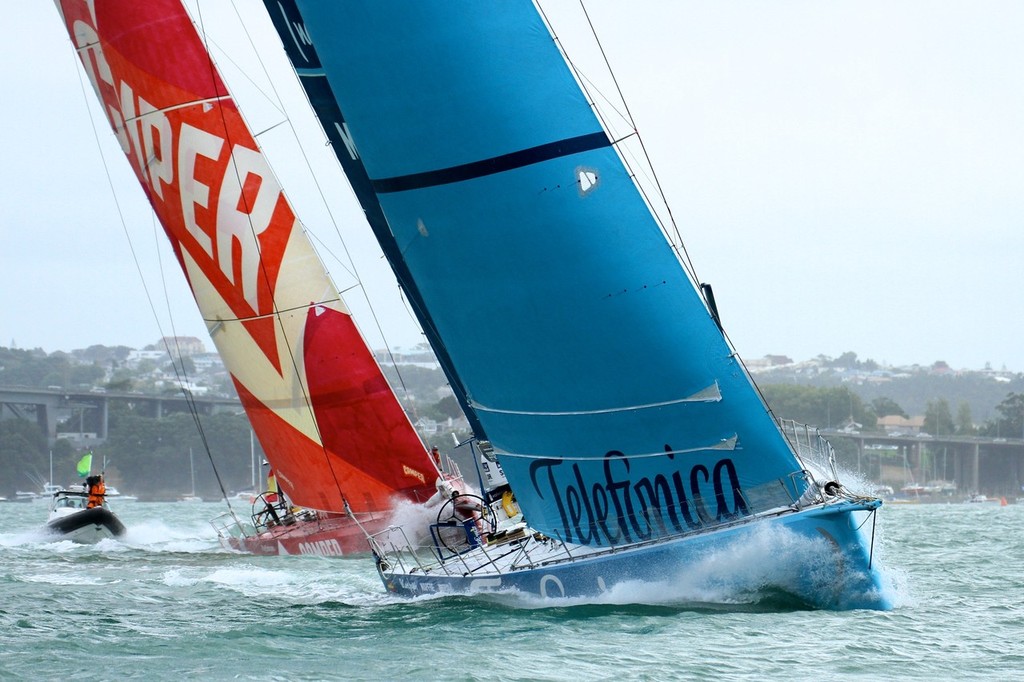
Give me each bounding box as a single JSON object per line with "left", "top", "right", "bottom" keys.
{"left": 220, "top": 512, "right": 390, "bottom": 557}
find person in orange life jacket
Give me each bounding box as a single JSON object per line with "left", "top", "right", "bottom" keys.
{"left": 452, "top": 490, "right": 488, "bottom": 546}
{"left": 86, "top": 474, "right": 106, "bottom": 509}
{"left": 430, "top": 446, "right": 442, "bottom": 470}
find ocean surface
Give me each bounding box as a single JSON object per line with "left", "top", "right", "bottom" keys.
{"left": 1, "top": 499, "right": 1021, "bottom": 681}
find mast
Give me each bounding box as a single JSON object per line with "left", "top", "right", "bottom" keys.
{"left": 263, "top": 0, "right": 485, "bottom": 438}
{"left": 249, "top": 428, "right": 256, "bottom": 491}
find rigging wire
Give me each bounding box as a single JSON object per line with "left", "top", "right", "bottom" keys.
{"left": 540, "top": 2, "right": 712, "bottom": 324}
{"left": 146, "top": 208, "right": 235, "bottom": 506}
{"left": 539, "top": 1, "right": 700, "bottom": 287}
{"left": 541, "top": 2, "right": 798, "bottom": 451}
{"left": 192, "top": 1, "right": 352, "bottom": 510}
{"left": 222, "top": 0, "right": 419, "bottom": 396}
{"left": 66, "top": 30, "right": 241, "bottom": 515}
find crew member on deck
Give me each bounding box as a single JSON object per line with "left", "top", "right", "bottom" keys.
{"left": 427, "top": 477, "right": 453, "bottom": 507}
{"left": 86, "top": 474, "right": 106, "bottom": 509}
{"left": 452, "top": 491, "right": 488, "bottom": 547}
{"left": 430, "top": 446, "right": 442, "bottom": 469}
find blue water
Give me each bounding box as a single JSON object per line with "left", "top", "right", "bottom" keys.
{"left": 1, "top": 501, "right": 1020, "bottom": 680}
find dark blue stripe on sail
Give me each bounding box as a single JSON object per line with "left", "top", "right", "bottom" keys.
{"left": 371, "top": 131, "right": 610, "bottom": 193}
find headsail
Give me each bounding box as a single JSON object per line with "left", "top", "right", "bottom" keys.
{"left": 265, "top": 2, "right": 811, "bottom": 544}
{"left": 54, "top": 0, "right": 437, "bottom": 513}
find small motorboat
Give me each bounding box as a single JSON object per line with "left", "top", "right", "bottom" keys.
{"left": 44, "top": 485, "right": 126, "bottom": 542}
{"left": 105, "top": 486, "right": 139, "bottom": 502}
{"left": 964, "top": 493, "right": 1006, "bottom": 505}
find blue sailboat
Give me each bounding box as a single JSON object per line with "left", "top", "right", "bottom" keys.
{"left": 263, "top": 1, "right": 889, "bottom": 609}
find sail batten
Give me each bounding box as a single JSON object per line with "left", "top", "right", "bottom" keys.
{"left": 200, "top": 298, "right": 343, "bottom": 324}
{"left": 118, "top": 96, "right": 230, "bottom": 124}
{"left": 472, "top": 382, "right": 722, "bottom": 416}
{"left": 497, "top": 436, "right": 739, "bottom": 461}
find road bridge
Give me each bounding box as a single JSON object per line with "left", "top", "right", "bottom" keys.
{"left": 822, "top": 429, "right": 1024, "bottom": 497}
{"left": 0, "top": 386, "right": 241, "bottom": 446}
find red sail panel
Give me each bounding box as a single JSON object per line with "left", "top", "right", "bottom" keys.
{"left": 56, "top": 1, "right": 288, "bottom": 365}
{"left": 55, "top": 0, "right": 437, "bottom": 512}
{"left": 236, "top": 379, "right": 432, "bottom": 513}
{"left": 302, "top": 306, "right": 436, "bottom": 510}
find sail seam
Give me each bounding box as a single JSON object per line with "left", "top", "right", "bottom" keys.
{"left": 371, "top": 131, "right": 611, "bottom": 193}
{"left": 201, "top": 297, "right": 342, "bottom": 324}
{"left": 498, "top": 436, "right": 738, "bottom": 460}
{"left": 471, "top": 382, "right": 721, "bottom": 416}
{"left": 123, "top": 96, "right": 231, "bottom": 124}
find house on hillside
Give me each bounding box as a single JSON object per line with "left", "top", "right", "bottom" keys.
{"left": 153, "top": 337, "right": 206, "bottom": 357}
{"left": 878, "top": 414, "right": 925, "bottom": 435}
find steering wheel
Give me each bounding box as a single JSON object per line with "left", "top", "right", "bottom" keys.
{"left": 251, "top": 492, "right": 289, "bottom": 530}
{"left": 435, "top": 493, "right": 496, "bottom": 552}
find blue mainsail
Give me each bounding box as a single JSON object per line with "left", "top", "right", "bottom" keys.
{"left": 267, "top": 1, "right": 810, "bottom": 546}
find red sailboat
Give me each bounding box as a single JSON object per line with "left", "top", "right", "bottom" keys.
{"left": 54, "top": 0, "right": 441, "bottom": 555}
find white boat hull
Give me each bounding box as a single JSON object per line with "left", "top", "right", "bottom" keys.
{"left": 374, "top": 499, "right": 888, "bottom": 610}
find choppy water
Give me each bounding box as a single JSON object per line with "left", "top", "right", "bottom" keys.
{"left": 1, "top": 500, "right": 1021, "bottom": 680}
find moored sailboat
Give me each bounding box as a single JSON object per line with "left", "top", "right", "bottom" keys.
{"left": 263, "top": 1, "right": 890, "bottom": 608}
{"left": 15, "top": 483, "right": 62, "bottom": 504}
{"left": 178, "top": 448, "right": 203, "bottom": 503}
{"left": 53, "top": 0, "right": 443, "bottom": 556}
{"left": 104, "top": 486, "right": 138, "bottom": 502}
{"left": 18, "top": 451, "right": 63, "bottom": 502}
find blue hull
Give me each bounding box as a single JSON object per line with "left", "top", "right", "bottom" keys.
{"left": 377, "top": 501, "right": 888, "bottom": 610}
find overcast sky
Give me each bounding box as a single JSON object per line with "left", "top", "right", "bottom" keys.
{"left": 3, "top": 1, "right": 1022, "bottom": 372}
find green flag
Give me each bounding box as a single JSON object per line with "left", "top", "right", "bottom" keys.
{"left": 76, "top": 453, "right": 93, "bottom": 478}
